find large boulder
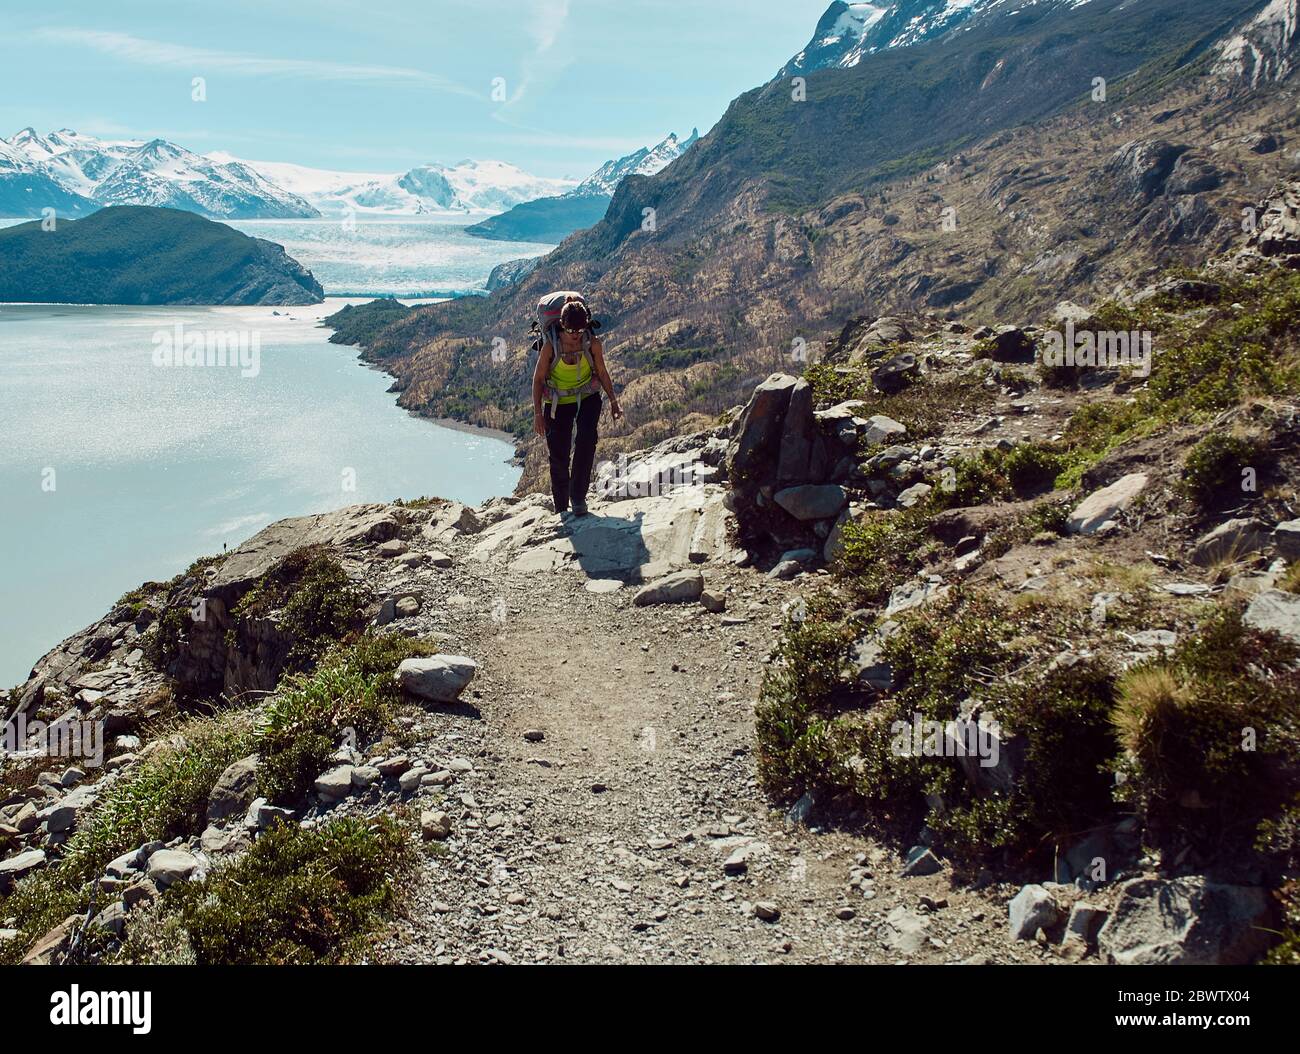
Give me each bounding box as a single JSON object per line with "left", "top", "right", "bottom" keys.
{"left": 1189, "top": 518, "right": 1272, "bottom": 566}
{"left": 1067, "top": 473, "right": 1149, "bottom": 535}
{"left": 396, "top": 656, "right": 479, "bottom": 703}
{"left": 726, "top": 373, "right": 799, "bottom": 490}
{"left": 775, "top": 378, "right": 828, "bottom": 485}
{"left": 773, "top": 484, "right": 847, "bottom": 522}
{"left": 1098, "top": 877, "right": 1275, "bottom": 965}
{"left": 1243, "top": 589, "right": 1300, "bottom": 645}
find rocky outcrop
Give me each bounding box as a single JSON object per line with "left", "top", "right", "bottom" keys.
{"left": 1098, "top": 877, "right": 1275, "bottom": 965}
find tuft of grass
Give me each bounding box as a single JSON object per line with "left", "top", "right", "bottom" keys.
{"left": 256, "top": 633, "right": 435, "bottom": 804}
{"left": 164, "top": 814, "right": 412, "bottom": 965}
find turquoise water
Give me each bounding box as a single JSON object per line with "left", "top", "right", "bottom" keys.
{"left": 229, "top": 217, "right": 554, "bottom": 297}
{"left": 0, "top": 299, "right": 521, "bottom": 685}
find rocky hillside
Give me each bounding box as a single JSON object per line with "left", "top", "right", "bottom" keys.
{"left": 0, "top": 205, "right": 325, "bottom": 306}
{"left": 325, "top": 0, "right": 1295, "bottom": 497}
{"left": 3, "top": 205, "right": 1298, "bottom": 962}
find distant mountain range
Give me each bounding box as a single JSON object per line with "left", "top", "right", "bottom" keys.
{"left": 0, "top": 125, "right": 700, "bottom": 229}
{"left": 209, "top": 154, "right": 577, "bottom": 217}
{"left": 464, "top": 130, "right": 699, "bottom": 243}
{"left": 3, "top": 128, "right": 318, "bottom": 219}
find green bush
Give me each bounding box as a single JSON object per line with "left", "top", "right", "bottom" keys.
{"left": 256, "top": 634, "right": 434, "bottom": 804}
{"left": 235, "top": 546, "right": 371, "bottom": 673}
{"left": 755, "top": 617, "right": 856, "bottom": 802}
{"left": 168, "top": 814, "right": 411, "bottom": 964}
{"left": 1112, "top": 609, "right": 1300, "bottom": 864}
{"left": 1177, "top": 432, "right": 1264, "bottom": 511}
{"left": 833, "top": 509, "right": 935, "bottom": 604}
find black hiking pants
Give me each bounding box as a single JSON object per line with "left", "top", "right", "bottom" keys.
{"left": 544, "top": 394, "right": 602, "bottom": 511}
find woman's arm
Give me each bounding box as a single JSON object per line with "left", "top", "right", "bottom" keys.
{"left": 532, "top": 341, "right": 553, "bottom": 435}
{"left": 590, "top": 337, "right": 623, "bottom": 420}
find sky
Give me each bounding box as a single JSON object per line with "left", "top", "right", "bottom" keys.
{"left": 0, "top": 0, "right": 826, "bottom": 179}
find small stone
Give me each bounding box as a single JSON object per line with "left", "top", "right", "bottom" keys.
{"left": 901, "top": 846, "right": 942, "bottom": 877}
{"left": 523, "top": 729, "right": 545, "bottom": 743}
{"left": 313, "top": 765, "right": 355, "bottom": 801}
{"left": 754, "top": 901, "right": 781, "bottom": 921}
{"left": 421, "top": 810, "right": 452, "bottom": 840}
{"left": 395, "top": 595, "right": 421, "bottom": 618}
{"left": 1009, "top": 883, "right": 1061, "bottom": 940}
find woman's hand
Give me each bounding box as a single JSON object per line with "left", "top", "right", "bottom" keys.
{"left": 533, "top": 413, "right": 546, "bottom": 437}
{"left": 609, "top": 397, "right": 624, "bottom": 421}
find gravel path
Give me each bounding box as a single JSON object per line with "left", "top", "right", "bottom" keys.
{"left": 368, "top": 522, "right": 1049, "bottom": 966}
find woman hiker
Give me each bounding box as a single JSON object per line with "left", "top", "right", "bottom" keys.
{"left": 531, "top": 294, "right": 622, "bottom": 517}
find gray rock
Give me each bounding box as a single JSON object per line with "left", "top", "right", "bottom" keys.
{"left": 206, "top": 754, "right": 260, "bottom": 822}
{"left": 863, "top": 415, "right": 907, "bottom": 446}
{"left": 774, "top": 484, "right": 847, "bottom": 522}
{"left": 0, "top": 848, "right": 47, "bottom": 889}
{"left": 883, "top": 905, "right": 930, "bottom": 953}
{"left": 902, "top": 846, "right": 942, "bottom": 877}
{"left": 1189, "top": 518, "right": 1271, "bottom": 566}
{"left": 146, "top": 848, "right": 199, "bottom": 887}
{"left": 1273, "top": 517, "right": 1300, "bottom": 559}
{"left": 633, "top": 569, "right": 704, "bottom": 606}
{"left": 754, "top": 901, "right": 781, "bottom": 921}
{"left": 1065, "top": 902, "right": 1109, "bottom": 946}
{"left": 700, "top": 588, "right": 727, "bottom": 613}
{"left": 376, "top": 755, "right": 411, "bottom": 778}
{"left": 421, "top": 810, "right": 452, "bottom": 840}
{"left": 395, "top": 595, "right": 422, "bottom": 618}
{"left": 105, "top": 848, "right": 144, "bottom": 879}
{"left": 897, "top": 482, "right": 933, "bottom": 509}
{"left": 1098, "top": 877, "right": 1274, "bottom": 965}
{"left": 1067, "top": 473, "right": 1148, "bottom": 535}
{"left": 1009, "top": 884, "right": 1061, "bottom": 940}
{"left": 1243, "top": 589, "right": 1300, "bottom": 644}
{"left": 396, "top": 655, "right": 479, "bottom": 702}
{"left": 351, "top": 765, "right": 381, "bottom": 788}
{"left": 314, "top": 765, "right": 355, "bottom": 801}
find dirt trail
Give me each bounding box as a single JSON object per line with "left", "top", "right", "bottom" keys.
{"left": 371, "top": 533, "right": 1046, "bottom": 966}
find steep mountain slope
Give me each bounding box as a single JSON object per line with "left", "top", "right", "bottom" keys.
{"left": 0, "top": 205, "right": 324, "bottom": 305}
{"left": 324, "top": 0, "right": 1289, "bottom": 498}
{"left": 779, "top": 0, "right": 1099, "bottom": 75}
{"left": 6, "top": 129, "right": 318, "bottom": 219}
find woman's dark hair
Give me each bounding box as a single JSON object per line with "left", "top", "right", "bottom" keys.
{"left": 560, "top": 299, "right": 591, "bottom": 332}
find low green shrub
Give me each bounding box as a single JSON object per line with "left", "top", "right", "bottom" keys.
{"left": 167, "top": 814, "right": 411, "bottom": 964}
{"left": 1112, "top": 609, "right": 1300, "bottom": 865}
{"left": 1176, "top": 432, "right": 1265, "bottom": 511}
{"left": 256, "top": 634, "right": 434, "bottom": 804}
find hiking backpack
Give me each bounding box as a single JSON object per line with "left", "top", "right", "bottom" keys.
{"left": 531, "top": 291, "right": 603, "bottom": 413}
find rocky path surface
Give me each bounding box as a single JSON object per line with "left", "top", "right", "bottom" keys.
{"left": 367, "top": 507, "right": 1046, "bottom": 966}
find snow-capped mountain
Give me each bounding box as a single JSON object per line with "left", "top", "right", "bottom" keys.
{"left": 0, "top": 135, "right": 99, "bottom": 219}
{"left": 569, "top": 129, "right": 699, "bottom": 197}
{"left": 3, "top": 128, "right": 319, "bottom": 219}
{"left": 780, "top": 0, "right": 1098, "bottom": 75}
{"left": 214, "top": 154, "right": 576, "bottom": 216}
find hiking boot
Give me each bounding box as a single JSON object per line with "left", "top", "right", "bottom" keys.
{"left": 571, "top": 498, "right": 589, "bottom": 517}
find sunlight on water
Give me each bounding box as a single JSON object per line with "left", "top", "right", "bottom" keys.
{"left": 0, "top": 299, "right": 521, "bottom": 684}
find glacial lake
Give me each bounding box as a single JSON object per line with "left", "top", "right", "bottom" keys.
{"left": 0, "top": 298, "right": 522, "bottom": 686}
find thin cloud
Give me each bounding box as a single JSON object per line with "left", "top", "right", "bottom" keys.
{"left": 506, "top": 0, "right": 573, "bottom": 105}
{"left": 38, "top": 28, "right": 482, "bottom": 100}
